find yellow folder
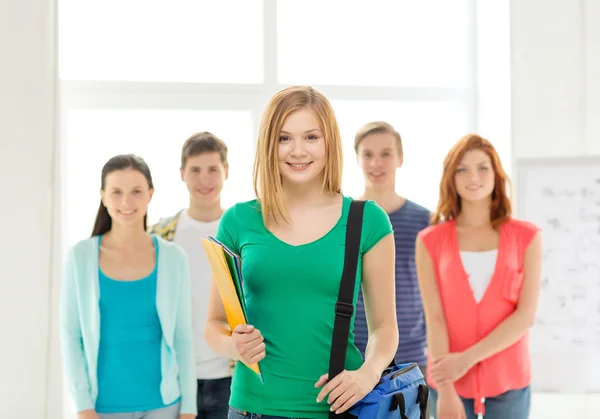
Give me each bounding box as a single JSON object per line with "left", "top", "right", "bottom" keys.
{"left": 200, "top": 238, "right": 262, "bottom": 378}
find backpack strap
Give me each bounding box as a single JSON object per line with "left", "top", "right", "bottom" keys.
{"left": 328, "top": 200, "right": 365, "bottom": 418}
{"left": 417, "top": 384, "right": 429, "bottom": 419}
{"left": 389, "top": 393, "right": 409, "bottom": 419}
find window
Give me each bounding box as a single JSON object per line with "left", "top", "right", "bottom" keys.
{"left": 59, "top": 3, "right": 479, "bottom": 417}
{"left": 334, "top": 100, "right": 470, "bottom": 210}
{"left": 59, "top": 0, "right": 264, "bottom": 83}
{"left": 64, "top": 109, "right": 254, "bottom": 247}
{"left": 277, "top": 0, "right": 470, "bottom": 87}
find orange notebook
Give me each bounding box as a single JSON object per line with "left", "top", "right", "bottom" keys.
{"left": 201, "top": 238, "right": 262, "bottom": 379}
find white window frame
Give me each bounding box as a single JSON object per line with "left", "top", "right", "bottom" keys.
{"left": 59, "top": 1, "right": 479, "bottom": 149}
{"left": 56, "top": 2, "right": 481, "bottom": 416}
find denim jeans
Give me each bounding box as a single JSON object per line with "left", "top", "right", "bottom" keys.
{"left": 97, "top": 402, "right": 179, "bottom": 419}
{"left": 197, "top": 377, "right": 232, "bottom": 419}
{"left": 429, "top": 386, "right": 531, "bottom": 419}
{"left": 227, "top": 406, "right": 310, "bottom": 419}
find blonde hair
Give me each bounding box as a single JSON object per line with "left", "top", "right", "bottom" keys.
{"left": 253, "top": 86, "right": 343, "bottom": 223}
{"left": 354, "top": 121, "right": 403, "bottom": 156}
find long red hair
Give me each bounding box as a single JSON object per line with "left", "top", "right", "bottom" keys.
{"left": 431, "top": 134, "right": 512, "bottom": 228}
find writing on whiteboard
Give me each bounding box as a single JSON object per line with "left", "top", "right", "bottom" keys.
{"left": 527, "top": 171, "right": 600, "bottom": 352}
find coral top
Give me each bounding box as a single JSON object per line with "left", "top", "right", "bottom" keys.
{"left": 418, "top": 218, "right": 539, "bottom": 414}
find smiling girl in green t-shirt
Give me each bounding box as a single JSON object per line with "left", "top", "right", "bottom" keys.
{"left": 205, "top": 86, "right": 398, "bottom": 419}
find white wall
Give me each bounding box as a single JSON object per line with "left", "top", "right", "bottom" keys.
{"left": 0, "top": 0, "right": 61, "bottom": 418}
{"left": 511, "top": 0, "right": 600, "bottom": 417}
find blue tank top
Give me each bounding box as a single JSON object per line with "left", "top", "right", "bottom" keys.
{"left": 95, "top": 235, "right": 169, "bottom": 413}
{"left": 354, "top": 199, "right": 431, "bottom": 365}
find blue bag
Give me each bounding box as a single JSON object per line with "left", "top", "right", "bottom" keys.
{"left": 328, "top": 200, "right": 429, "bottom": 419}
{"left": 348, "top": 362, "right": 428, "bottom": 419}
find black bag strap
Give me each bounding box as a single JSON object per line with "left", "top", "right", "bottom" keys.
{"left": 327, "top": 200, "right": 365, "bottom": 418}
{"left": 417, "top": 384, "right": 429, "bottom": 419}
{"left": 389, "top": 393, "right": 409, "bottom": 419}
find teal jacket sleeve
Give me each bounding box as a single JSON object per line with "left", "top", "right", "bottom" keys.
{"left": 173, "top": 250, "right": 198, "bottom": 415}
{"left": 59, "top": 247, "right": 94, "bottom": 412}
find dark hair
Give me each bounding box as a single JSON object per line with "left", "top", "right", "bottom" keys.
{"left": 91, "top": 154, "right": 154, "bottom": 237}
{"left": 181, "top": 131, "right": 229, "bottom": 169}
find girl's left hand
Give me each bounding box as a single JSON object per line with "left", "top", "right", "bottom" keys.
{"left": 430, "top": 352, "right": 472, "bottom": 386}
{"left": 315, "top": 367, "right": 379, "bottom": 414}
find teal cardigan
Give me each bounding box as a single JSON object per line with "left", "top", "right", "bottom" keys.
{"left": 59, "top": 236, "right": 197, "bottom": 415}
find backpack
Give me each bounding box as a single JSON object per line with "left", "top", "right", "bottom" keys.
{"left": 328, "top": 200, "right": 429, "bottom": 419}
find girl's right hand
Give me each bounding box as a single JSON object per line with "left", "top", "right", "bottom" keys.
{"left": 231, "top": 324, "right": 266, "bottom": 365}
{"left": 77, "top": 410, "right": 99, "bottom": 419}
{"left": 437, "top": 387, "right": 466, "bottom": 419}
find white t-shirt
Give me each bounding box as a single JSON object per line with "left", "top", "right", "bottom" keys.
{"left": 460, "top": 250, "right": 498, "bottom": 303}
{"left": 174, "top": 210, "right": 231, "bottom": 379}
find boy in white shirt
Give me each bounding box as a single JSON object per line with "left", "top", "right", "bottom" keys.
{"left": 150, "top": 132, "right": 231, "bottom": 418}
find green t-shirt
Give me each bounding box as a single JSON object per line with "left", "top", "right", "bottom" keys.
{"left": 216, "top": 195, "right": 393, "bottom": 418}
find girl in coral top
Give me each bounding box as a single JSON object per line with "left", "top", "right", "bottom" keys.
{"left": 415, "top": 134, "right": 542, "bottom": 419}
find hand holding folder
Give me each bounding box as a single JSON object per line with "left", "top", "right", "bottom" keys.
{"left": 201, "top": 237, "right": 263, "bottom": 379}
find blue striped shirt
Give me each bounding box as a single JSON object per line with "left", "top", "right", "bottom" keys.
{"left": 353, "top": 199, "right": 431, "bottom": 366}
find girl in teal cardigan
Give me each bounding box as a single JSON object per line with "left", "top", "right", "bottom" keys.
{"left": 60, "top": 154, "right": 197, "bottom": 419}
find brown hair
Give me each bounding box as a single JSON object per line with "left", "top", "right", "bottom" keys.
{"left": 432, "top": 134, "right": 512, "bottom": 228}
{"left": 354, "top": 121, "right": 403, "bottom": 156}
{"left": 181, "top": 131, "right": 228, "bottom": 169}
{"left": 253, "top": 86, "right": 343, "bottom": 223}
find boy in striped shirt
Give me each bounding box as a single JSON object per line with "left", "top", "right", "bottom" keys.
{"left": 353, "top": 121, "right": 431, "bottom": 376}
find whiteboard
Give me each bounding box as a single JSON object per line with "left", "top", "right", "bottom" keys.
{"left": 517, "top": 157, "right": 600, "bottom": 393}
